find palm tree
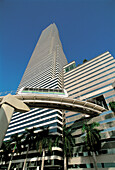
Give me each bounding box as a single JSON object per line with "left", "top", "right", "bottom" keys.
{"left": 35, "top": 127, "right": 53, "bottom": 170}
{"left": 82, "top": 122, "right": 101, "bottom": 170}
{"left": 1, "top": 140, "right": 11, "bottom": 165}
{"left": 55, "top": 126, "right": 75, "bottom": 170}
{"left": 23, "top": 127, "right": 36, "bottom": 170}
{"left": 63, "top": 126, "right": 75, "bottom": 170}
{"left": 8, "top": 133, "right": 24, "bottom": 170}
{"left": 83, "top": 59, "right": 88, "bottom": 63}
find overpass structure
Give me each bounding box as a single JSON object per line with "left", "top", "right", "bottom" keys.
{"left": 0, "top": 93, "right": 106, "bottom": 115}
{"left": 0, "top": 93, "right": 107, "bottom": 147}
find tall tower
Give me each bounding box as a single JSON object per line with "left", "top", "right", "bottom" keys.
{"left": 18, "top": 23, "right": 67, "bottom": 91}
{"left": 4, "top": 24, "right": 67, "bottom": 170}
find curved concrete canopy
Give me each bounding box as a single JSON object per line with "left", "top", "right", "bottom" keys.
{"left": 0, "top": 94, "right": 106, "bottom": 115}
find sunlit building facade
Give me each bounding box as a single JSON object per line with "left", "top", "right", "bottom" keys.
{"left": 64, "top": 51, "right": 115, "bottom": 169}
{"left": 17, "top": 23, "right": 67, "bottom": 91}
{"left": 2, "top": 23, "right": 67, "bottom": 170}
{"left": 0, "top": 22, "right": 115, "bottom": 170}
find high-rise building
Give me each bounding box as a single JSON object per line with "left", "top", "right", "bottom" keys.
{"left": 18, "top": 23, "right": 67, "bottom": 91}
{"left": 64, "top": 51, "right": 115, "bottom": 169}
{"left": 3, "top": 23, "right": 67, "bottom": 170}
{"left": 1, "top": 23, "right": 115, "bottom": 170}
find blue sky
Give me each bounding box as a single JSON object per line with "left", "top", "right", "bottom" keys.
{"left": 0, "top": 0, "right": 115, "bottom": 93}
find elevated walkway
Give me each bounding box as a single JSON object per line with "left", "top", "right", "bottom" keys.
{"left": 0, "top": 94, "right": 106, "bottom": 115}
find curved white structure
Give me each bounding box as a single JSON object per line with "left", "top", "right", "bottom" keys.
{"left": 0, "top": 94, "right": 107, "bottom": 116}
{"left": 0, "top": 94, "right": 30, "bottom": 148}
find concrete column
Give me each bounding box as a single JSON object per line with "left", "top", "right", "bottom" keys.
{"left": 0, "top": 103, "right": 14, "bottom": 147}
{"left": 0, "top": 94, "right": 30, "bottom": 148}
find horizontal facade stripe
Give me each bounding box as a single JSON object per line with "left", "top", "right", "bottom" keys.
{"left": 11, "top": 156, "right": 63, "bottom": 164}
{"left": 66, "top": 110, "right": 114, "bottom": 126}
{"left": 11, "top": 108, "right": 62, "bottom": 123}
{"left": 66, "top": 70, "right": 115, "bottom": 90}
{"left": 9, "top": 112, "right": 62, "bottom": 129}
{"left": 67, "top": 76, "right": 115, "bottom": 93}
{"left": 67, "top": 122, "right": 115, "bottom": 134}
{"left": 25, "top": 78, "right": 60, "bottom": 89}
{"left": 80, "top": 87, "right": 114, "bottom": 100}
{"left": 100, "top": 110, "right": 113, "bottom": 116}
{"left": 66, "top": 113, "right": 80, "bottom": 119}
{"left": 64, "top": 52, "right": 110, "bottom": 78}
{"left": 11, "top": 108, "right": 51, "bottom": 122}
{"left": 64, "top": 56, "right": 114, "bottom": 83}
{"left": 101, "top": 126, "right": 115, "bottom": 133}
{"left": 65, "top": 67, "right": 115, "bottom": 92}
{"left": 64, "top": 61, "right": 115, "bottom": 85}
{"left": 38, "top": 78, "right": 61, "bottom": 89}
{"left": 69, "top": 83, "right": 113, "bottom": 97}
{"left": 6, "top": 119, "right": 62, "bottom": 137}
{"left": 82, "top": 89, "right": 114, "bottom": 101}
{"left": 105, "top": 95, "right": 115, "bottom": 99}
{"left": 5, "top": 126, "right": 62, "bottom": 141}
{"left": 66, "top": 121, "right": 74, "bottom": 125}
{"left": 99, "top": 117, "right": 115, "bottom": 124}
{"left": 7, "top": 114, "right": 62, "bottom": 132}
{"left": 66, "top": 110, "right": 113, "bottom": 125}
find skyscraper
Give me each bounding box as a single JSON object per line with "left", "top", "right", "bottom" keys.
{"left": 1, "top": 23, "right": 115, "bottom": 170}
{"left": 18, "top": 23, "right": 67, "bottom": 91}
{"left": 4, "top": 23, "right": 67, "bottom": 170}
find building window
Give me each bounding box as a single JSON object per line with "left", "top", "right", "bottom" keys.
{"left": 64, "top": 63, "right": 76, "bottom": 73}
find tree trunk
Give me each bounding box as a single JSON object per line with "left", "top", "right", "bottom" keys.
{"left": 64, "top": 156, "right": 67, "bottom": 170}
{"left": 41, "top": 149, "right": 45, "bottom": 170}
{"left": 92, "top": 152, "right": 98, "bottom": 170}
{"left": 8, "top": 153, "right": 13, "bottom": 170}
{"left": 23, "top": 146, "right": 29, "bottom": 170}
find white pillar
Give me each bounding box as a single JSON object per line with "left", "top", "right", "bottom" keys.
{"left": 0, "top": 94, "right": 30, "bottom": 148}
{"left": 0, "top": 103, "right": 14, "bottom": 147}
